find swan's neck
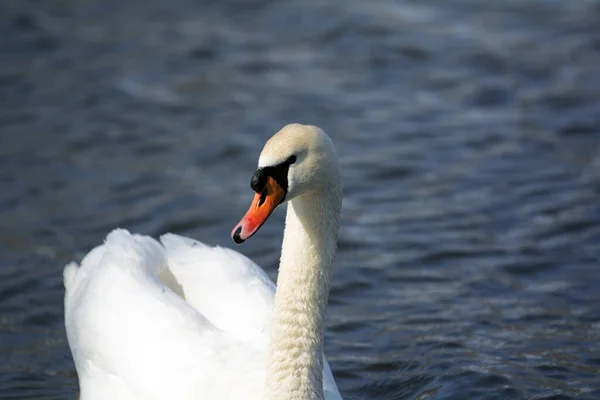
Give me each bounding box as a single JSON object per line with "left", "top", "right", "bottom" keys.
{"left": 264, "top": 182, "right": 342, "bottom": 400}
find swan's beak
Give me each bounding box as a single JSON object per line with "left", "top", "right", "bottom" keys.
{"left": 232, "top": 176, "right": 286, "bottom": 244}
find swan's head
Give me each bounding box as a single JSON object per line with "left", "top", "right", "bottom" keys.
{"left": 232, "top": 123, "right": 338, "bottom": 244}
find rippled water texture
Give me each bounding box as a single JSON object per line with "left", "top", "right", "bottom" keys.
{"left": 1, "top": 0, "right": 600, "bottom": 398}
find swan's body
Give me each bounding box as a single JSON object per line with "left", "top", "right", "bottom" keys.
{"left": 65, "top": 124, "right": 343, "bottom": 400}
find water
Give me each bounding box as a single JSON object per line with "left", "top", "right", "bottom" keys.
{"left": 1, "top": 0, "right": 600, "bottom": 398}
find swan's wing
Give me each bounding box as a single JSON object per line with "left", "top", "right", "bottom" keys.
{"left": 160, "top": 233, "right": 275, "bottom": 343}
{"left": 64, "top": 230, "right": 341, "bottom": 399}
{"left": 161, "top": 234, "right": 343, "bottom": 399}
{"left": 64, "top": 229, "right": 217, "bottom": 399}
{"left": 324, "top": 358, "right": 343, "bottom": 400}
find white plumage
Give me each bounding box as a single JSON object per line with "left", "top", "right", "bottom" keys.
{"left": 64, "top": 124, "right": 343, "bottom": 399}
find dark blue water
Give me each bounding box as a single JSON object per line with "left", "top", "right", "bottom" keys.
{"left": 1, "top": 0, "right": 600, "bottom": 398}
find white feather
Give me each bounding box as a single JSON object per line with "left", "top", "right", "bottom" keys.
{"left": 64, "top": 124, "right": 344, "bottom": 400}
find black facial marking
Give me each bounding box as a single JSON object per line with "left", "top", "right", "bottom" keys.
{"left": 251, "top": 168, "right": 268, "bottom": 192}
{"left": 249, "top": 155, "right": 296, "bottom": 195}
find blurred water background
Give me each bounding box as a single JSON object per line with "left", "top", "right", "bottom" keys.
{"left": 1, "top": 0, "right": 600, "bottom": 399}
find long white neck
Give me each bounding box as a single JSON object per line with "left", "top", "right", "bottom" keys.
{"left": 264, "top": 179, "right": 342, "bottom": 400}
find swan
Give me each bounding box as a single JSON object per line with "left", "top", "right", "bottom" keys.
{"left": 64, "top": 123, "right": 344, "bottom": 400}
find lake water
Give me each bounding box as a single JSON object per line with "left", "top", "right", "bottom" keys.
{"left": 1, "top": 0, "right": 600, "bottom": 399}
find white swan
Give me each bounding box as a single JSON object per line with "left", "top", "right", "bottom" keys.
{"left": 64, "top": 123, "right": 344, "bottom": 400}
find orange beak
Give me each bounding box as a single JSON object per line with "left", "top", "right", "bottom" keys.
{"left": 231, "top": 176, "right": 286, "bottom": 244}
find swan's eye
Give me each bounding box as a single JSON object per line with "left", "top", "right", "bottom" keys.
{"left": 287, "top": 155, "right": 297, "bottom": 165}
